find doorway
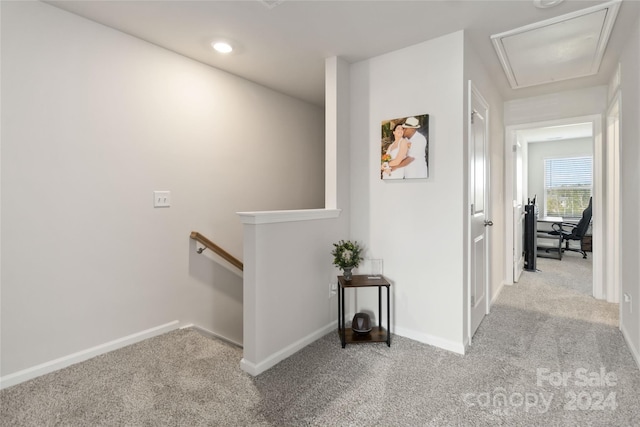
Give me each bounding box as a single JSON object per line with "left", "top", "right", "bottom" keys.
{"left": 504, "top": 115, "right": 605, "bottom": 299}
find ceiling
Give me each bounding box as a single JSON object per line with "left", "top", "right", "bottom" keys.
{"left": 518, "top": 122, "right": 593, "bottom": 143}
{"left": 45, "top": 0, "right": 640, "bottom": 107}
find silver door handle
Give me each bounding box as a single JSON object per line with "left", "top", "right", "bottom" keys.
{"left": 484, "top": 220, "right": 494, "bottom": 227}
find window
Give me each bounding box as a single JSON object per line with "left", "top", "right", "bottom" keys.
{"left": 544, "top": 156, "right": 592, "bottom": 218}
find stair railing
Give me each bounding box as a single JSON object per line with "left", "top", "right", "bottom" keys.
{"left": 190, "top": 231, "right": 243, "bottom": 271}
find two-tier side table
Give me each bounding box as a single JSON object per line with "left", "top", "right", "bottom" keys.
{"left": 337, "top": 274, "right": 391, "bottom": 348}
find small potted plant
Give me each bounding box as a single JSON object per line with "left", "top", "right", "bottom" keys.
{"left": 331, "top": 240, "right": 363, "bottom": 281}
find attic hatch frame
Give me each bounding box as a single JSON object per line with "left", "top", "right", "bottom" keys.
{"left": 491, "top": 0, "right": 621, "bottom": 89}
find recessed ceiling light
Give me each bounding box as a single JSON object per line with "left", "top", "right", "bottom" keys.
{"left": 212, "top": 41, "right": 233, "bottom": 54}
{"left": 533, "top": 0, "right": 565, "bottom": 8}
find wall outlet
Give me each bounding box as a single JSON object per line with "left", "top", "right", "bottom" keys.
{"left": 329, "top": 282, "right": 337, "bottom": 298}
{"left": 623, "top": 293, "right": 632, "bottom": 313}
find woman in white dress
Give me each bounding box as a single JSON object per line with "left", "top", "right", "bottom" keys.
{"left": 382, "top": 123, "right": 411, "bottom": 180}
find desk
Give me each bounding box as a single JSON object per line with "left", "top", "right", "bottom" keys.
{"left": 537, "top": 216, "right": 563, "bottom": 259}
{"left": 338, "top": 275, "right": 390, "bottom": 348}
{"left": 539, "top": 216, "right": 563, "bottom": 224}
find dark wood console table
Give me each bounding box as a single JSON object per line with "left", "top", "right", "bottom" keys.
{"left": 337, "top": 274, "right": 391, "bottom": 348}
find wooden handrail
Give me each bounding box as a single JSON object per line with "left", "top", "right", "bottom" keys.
{"left": 190, "top": 231, "right": 243, "bottom": 271}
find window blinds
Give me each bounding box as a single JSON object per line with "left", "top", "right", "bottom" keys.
{"left": 544, "top": 156, "right": 593, "bottom": 218}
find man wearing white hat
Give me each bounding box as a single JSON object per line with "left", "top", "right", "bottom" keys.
{"left": 402, "top": 117, "right": 428, "bottom": 178}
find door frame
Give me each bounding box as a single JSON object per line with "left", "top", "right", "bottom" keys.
{"left": 512, "top": 138, "right": 525, "bottom": 283}
{"left": 605, "top": 91, "right": 621, "bottom": 303}
{"left": 467, "top": 81, "right": 491, "bottom": 344}
{"left": 504, "top": 115, "right": 604, "bottom": 299}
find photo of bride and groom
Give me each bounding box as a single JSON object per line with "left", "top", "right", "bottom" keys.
{"left": 380, "top": 114, "right": 429, "bottom": 180}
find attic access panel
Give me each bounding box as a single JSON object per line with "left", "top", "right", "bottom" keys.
{"left": 491, "top": 0, "right": 621, "bottom": 89}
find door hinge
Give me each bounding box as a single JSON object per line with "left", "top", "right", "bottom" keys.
{"left": 470, "top": 203, "right": 474, "bottom": 215}
{"left": 471, "top": 111, "right": 475, "bottom": 124}
{"left": 513, "top": 145, "right": 517, "bottom": 152}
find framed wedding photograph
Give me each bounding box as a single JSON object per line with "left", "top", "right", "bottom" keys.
{"left": 380, "top": 114, "right": 429, "bottom": 180}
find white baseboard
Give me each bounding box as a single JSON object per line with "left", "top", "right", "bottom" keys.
{"left": 620, "top": 323, "right": 640, "bottom": 371}
{"left": 491, "top": 281, "right": 506, "bottom": 305}
{"left": 393, "top": 326, "right": 465, "bottom": 355}
{"left": 240, "top": 320, "right": 337, "bottom": 376}
{"left": 0, "top": 321, "right": 180, "bottom": 390}
{"left": 181, "top": 324, "right": 243, "bottom": 348}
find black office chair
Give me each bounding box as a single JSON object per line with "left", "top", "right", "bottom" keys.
{"left": 544, "top": 197, "right": 592, "bottom": 259}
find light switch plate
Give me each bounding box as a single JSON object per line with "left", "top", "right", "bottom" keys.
{"left": 153, "top": 191, "right": 171, "bottom": 208}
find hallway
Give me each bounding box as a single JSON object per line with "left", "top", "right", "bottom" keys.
{"left": 525, "top": 251, "right": 594, "bottom": 296}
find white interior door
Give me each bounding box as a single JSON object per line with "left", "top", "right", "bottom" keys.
{"left": 469, "top": 83, "right": 491, "bottom": 340}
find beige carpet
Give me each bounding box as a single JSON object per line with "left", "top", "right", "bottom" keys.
{"left": 2, "top": 252, "right": 638, "bottom": 426}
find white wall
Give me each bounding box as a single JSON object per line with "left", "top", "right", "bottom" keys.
{"left": 618, "top": 14, "right": 640, "bottom": 368}
{"left": 349, "top": 32, "right": 466, "bottom": 352}
{"left": 239, "top": 210, "right": 345, "bottom": 375}
{"left": 0, "top": 1, "right": 324, "bottom": 379}
{"left": 240, "top": 30, "right": 507, "bottom": 371}
{"left": 238, "top": 57, "right": 350, "bottom": 376}
{"left": 505, "top": 87, "right": 607, "bottom": 126}
{"left": 527, "top": 137, "right": 593, "bottom": 213}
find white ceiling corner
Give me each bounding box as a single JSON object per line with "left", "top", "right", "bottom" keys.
{"left": 491, "top": 0, "right": 621, "bottom": 90}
